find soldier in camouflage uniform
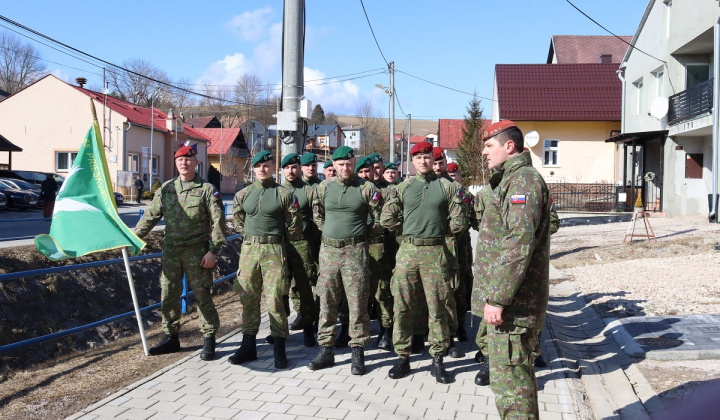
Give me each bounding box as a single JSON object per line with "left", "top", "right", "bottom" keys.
{"left": 383, "top": 162, "right": 399, "bottom": 185}
{"left": 447, "top": 161, "right": 476, "bottom": 316}
{"left": 473, "top": 120, "right": 551, "bottom": 419}
{"left": 323, "top": 159, "right": 336, "bottom": 179}
{"left": 281, "top": 153, "right": 318, "bottom": 347}
{"left": 307, "top": 146, "right": 382, "bottom": 376}
{"left": 134, "top": 145, "right": 227, "bottom": 361}
{"left": 381, "top": 141, "right": 468, "bottom": 383}
{"left": 228, "top": 150, "right": 302, "bottom": 369}
{"left": 301, "top": 153, "right": 321, "bottom": 186}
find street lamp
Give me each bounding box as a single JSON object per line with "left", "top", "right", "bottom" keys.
{"left": 375, "top": 83, "right": 393, "bottom": 160}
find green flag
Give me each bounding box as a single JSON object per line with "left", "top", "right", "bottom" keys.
{"left": 35, "top": 106, "right": 145, "bottom": 260}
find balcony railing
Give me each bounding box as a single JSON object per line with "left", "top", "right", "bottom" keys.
{"left": 668, "top": 78, "right": 713, "bottom": 125}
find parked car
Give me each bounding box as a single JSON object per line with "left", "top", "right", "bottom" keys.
{"left": 0, "top": 192, "right": 7, "bottom": 210}
{"left": 0, "top": 170, "right": 65, "bottom": 188}
{"left": 0, "top": 180, "right": 39, "bottom": 210}
{"left": 114, "top": 192, "right": 124, "bottom": 205}
{"left": 0, "top": 177, "right": 43, "bottom": 208}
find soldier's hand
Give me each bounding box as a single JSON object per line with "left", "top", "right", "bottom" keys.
{"left": 200, "top": 251, "right": 216, "bottom": 269}
{"left": 484, "top": 303, "right": 504, "bottom": 326}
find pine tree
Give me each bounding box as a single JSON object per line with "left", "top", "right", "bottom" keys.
{"left": 457, "top": 94, "right": 489, "bottom": 187}
{"left": 310, "top": 104, "right": 325, "bottom": 125}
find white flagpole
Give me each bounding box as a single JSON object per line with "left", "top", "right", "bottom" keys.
{"left": 122, "top": 247, "right": 149, "bottom": 356}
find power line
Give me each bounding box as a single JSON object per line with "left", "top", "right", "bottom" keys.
{"left": 396, "top": 69, "right": 495, "bottom": 102}
{"left": 359, "top": 0, "right": 389, "bottom": 66}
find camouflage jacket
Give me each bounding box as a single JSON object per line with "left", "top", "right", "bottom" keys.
{"left": 312, "top": 175, "right": 382, "bottom": 239}
{"left": 135, "top": 175, "right": 227, "bottom": 253}
{"left": 282, "top": 178, "right": 316, "bottom": 235}
{"left": 233, "top": 179, "right": 302, "bottom": 241}
{"left": 474, "top": 151, "right": 550, "bottom": 329}
{"left": 380, "top": 172, "right": 468, "bottom": 238}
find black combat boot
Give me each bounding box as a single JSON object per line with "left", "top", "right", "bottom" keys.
{"left": 289, "top": 313, "right": 304, "bottom": 331}
{"left": 534, "top": 354, "right": 547, "bottom": 368}
{"left": 456, "top": 324, "right": 468, "bottom": 342}
{"left": 266, "top": 334, "right": 274, "bottom": 344}
{"left": 149, "top": 334, "right": 180, "bottom": 356}
{"left": 274, "top": 337, "right": 288, "bottom": 369}
{"left": 411, "top": 334, "right": 425, "bottom": 354}
{"left": 430, "top": 355, "right": 452, "bottom": 384}
{"left": 308, "top": 346, "right": 335, "bottom": 370}
{"left": 350, "top": 347, "right": 365, "bottom": 375}
{"left": 199, "top": 336, "right": 215, "bottom": 361}
{"left": 377, "top": 324, "right": 393, "bottom": 351}
{"left": 228, "top": 334, "right": 257, "bottom": 365}
{"left": 303, "top": 324, "right": 317, "bottom": 348}
{"left": 335, "top": 324, "right": 350, "bottom": 348}
{"left": 388, "top": 356, "right": 410, "bottom": 379}
{"left": 447, "top": 339, "right": 465, "bottom": 358}
{"left": 475, "top": 352, "right": 490, "bottom": 386}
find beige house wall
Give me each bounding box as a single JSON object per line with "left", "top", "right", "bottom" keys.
{"left": 515, "top": 121, "right": 620, "bottom": 184}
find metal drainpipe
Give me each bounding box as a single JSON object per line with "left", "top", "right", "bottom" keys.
{"left": 711, "top": 18, "right": 720, "bottom": 222}
{"left": 617, "top": 67, "right": 626, "bottom": 190}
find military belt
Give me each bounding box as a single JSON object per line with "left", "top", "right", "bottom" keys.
{"left": 244, "top": 235, "right": 284, "bottom": 244}
{"left": 367, "top": 236, "right": 385, "bottom": 245}
{"left": 405, "top": 236, "right": 444, "bottom": 246}
{"left": 321, "top": 234, "right": 366, "bottom": 248}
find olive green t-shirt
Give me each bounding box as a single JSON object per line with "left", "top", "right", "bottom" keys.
{"left": 401, "top": 173, "right": 449, "bottom": 238}
{"left": 242, "top": 180, "right": 288, "bottom": 237}
{"left": 322, "top": 178, "right": 369, "bottom": 239}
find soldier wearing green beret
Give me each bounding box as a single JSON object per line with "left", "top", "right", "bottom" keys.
{"left": 383, "top": 163, "right": 399, "bottom": 185}
{"left": 300, "top": 153, "right": 321, "bottom": 186}
{"left": 322, "top": 159, "right": 336, "bottom": 178}
{"left": 307, "top": 146, "right": 382, "bottom": 376}
{"left": 300, "top": 152, "right": 323, "bottom": 302}
{"left": 229, "top": 150, "right": 302, "bottom": 369}
{"left": 135, "top": 145, "right": 227, "bottom": 361}
{"left": 381, "top": 141, "right": 468, "bottom": 383}
{"left": 280, "top": 152, "right": 318, "bottom": 347}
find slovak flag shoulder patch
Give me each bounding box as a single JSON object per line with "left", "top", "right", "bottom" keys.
{"left": 292, "top": 197, "right": 299, "bottom": 208}
{"left": 371, "top": 191, "right": 381, "bottom": 202}
{"left": 213, "top": 191, "right": 221, "bottom": 198}
{"left": 510, "top": 194, "right": 526, "bottom": 204}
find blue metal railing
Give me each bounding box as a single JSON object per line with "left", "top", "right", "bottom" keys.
{"left": 0, "top": 233, "right": 241, "bottom": 354}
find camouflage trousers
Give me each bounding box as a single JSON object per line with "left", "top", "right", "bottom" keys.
{"left": 391, "top": 242, "right": 455, "bottom": 357}
{"left": 458, "top": 230, "right": 474, "bottom": 311}
{"left": 160, "top": 245, "right": 219, "bottom": 338}
{"left": 287, "top": 239, "right": 318, "bottom": 326}
{"left": 369, "top": 241, "right": 393, "bottom": 328}
{"left": 235, "top": 243, "right": 290, "bottom": 338}
{"left": 488, "top": 323, "right": 541, "bottom": 419}
{"left": 444, "top": 235, "right": 463, "bottom": 333}
{"left": 316, "top": 242, "right": 371, "bottom": 348}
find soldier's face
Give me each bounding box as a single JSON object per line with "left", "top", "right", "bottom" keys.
{"left": 483, "top": 138, "right": 513, "bottom": 170}
{"left": 323, "top": 166, "right": 336, "bottom": 178}
{"left": 449, "top": 171, "right": 462, "bottom": 182}
{"left": 302, "top": 164, "right": 317, "bottom": 178}
{"left": 384, "top": 169, "right": 398, "bottom": 183}
{"left": 254, "top": 160, "right": 275, "bottom": 181}
{"left": 334, "top": 158, "right": 355, "bottom": 180}
{"left": 412, "top": 153, "right": 433, "bottom": 174}
{"left": 175, "top": 156, "right": 197, "bottom": 179}
{"left": 357, "top": 167, "right": 373, "bottom": 181}
{"left": 373, "top": 163, "right": 384, "bottom": 180}
{"left": 283, "top": 163, "right": 301, "bottom": 182}
{"left": 433, "top": 159, "right": 447, "bottom": 176}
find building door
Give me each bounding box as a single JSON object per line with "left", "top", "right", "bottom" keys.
{"left": 686, "top": 64, "right": 710, "bottom": 89}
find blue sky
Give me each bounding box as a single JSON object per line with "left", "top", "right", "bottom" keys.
{"left": 1, "top": 0, "right": 648, "bottom": 121}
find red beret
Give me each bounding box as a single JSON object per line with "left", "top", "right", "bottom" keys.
{"left": 410, "top": 141, "right": 433, "bottom": 156}
{"left": 482, "top": 120, "right": 517, "bottom": 142}
{"left": 174, "top": 145, "right": 197, "bottom": 158}
{"left": 446, "top": 162, "right": 459, "bottom": 172}
{"left": 432, "top": 147, "right": 445, "bottom": 161}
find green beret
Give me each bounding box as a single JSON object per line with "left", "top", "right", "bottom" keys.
{"left": 252, "top": 150, "right": 274, "bottom": 167}
{"left": 323, "top": 160, "right": 333, "bottom": 169}
{"left": 332, "top": 146, "right": 355, "bottom": 161}
{"left": 281, "top": 153, "right": 300, "bottom": 168}
{"left": 354, "top": 156, "right": 372, "bottom": 173}
{"left": 300, "top": 153, "right": 317, "bottom": 166}
{"left": 384, "top": 162, "right": 398, "bottom": 171}
{"left": 368, "top": 153, "right": 383, "bottom": 164}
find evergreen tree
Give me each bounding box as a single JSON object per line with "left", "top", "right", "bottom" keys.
{"left": 457, "top": 94, "right": 489, "bottom": 187}
{"left": 310, "top": 104, "right": 325, "bottom": 124}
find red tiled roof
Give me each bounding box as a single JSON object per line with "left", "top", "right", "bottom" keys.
{"left": 438, "top": 119, "right": 489, "bottom": 149}
{"left": 495, "top": 64, "right": 621, "bottom": 121}
{"left": 549, "top": 35, "right": 631, "bottom": 64}
{"left": 186, "top": 116, "right": 219, "bottom": 128}
{"left": 194, "top": 127, "right": 246, "bottom": 155}
{"left": 72, "top": 86, "right": 210, "bottom": 141}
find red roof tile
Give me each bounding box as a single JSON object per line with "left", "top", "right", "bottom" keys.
{"left": 194, "top": 127, "right": 247, "bottom": 155}
{"left": 495, "top": 64, "right": 621, "bottom": 121}
{"left": 438, "top": 119, "right": 489, "bottom": 149}
{"left": 549, "top": 35, "right": 631, "bottom": 64}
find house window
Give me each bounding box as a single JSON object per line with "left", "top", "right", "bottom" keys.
{"left": 687, "top": 64, "right": 710, "bottom": 89}
{"left": 151, "top": 156, "right": 159, "bottom": 175}
{"left": 634, "top": 79, "right": 644, "bottom": 114}
{"left": 685, "top": 153, "right": 703, "bottom": 179}
{"left": 664, "top": 0, "right": 672, "bottom": 39}
{"left": 56, "top": 151, "right": 79, "bottom": 172}
{"left": 543, "top": 140, "right": 559, "bottom": 166}
{"left": 128, "top": 153, "right": 140, "bottom": 173}
{"left": 653, "top": 69, "right": 664, "bottom": 98}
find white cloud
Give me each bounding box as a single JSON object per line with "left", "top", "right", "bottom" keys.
{"left": 197, "top": 53, "right": 252, "bottom": 86}
{"left": 226, "top": 7, "right": 274, "bottom": 43}
{"left": 303, "top": 67, "right": 362, "bottom": 114}
{"left": 253, "top": 22, "right": 283, "bottom": 73}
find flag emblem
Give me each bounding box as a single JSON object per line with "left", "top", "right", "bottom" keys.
{"left": 510, "top": 194, "right": 526, "bottom": 204}
{"left": 292, "top": 197, "right": 299, "bottom": 208}
{"left": 214, "top": 191, "right": 221, "bottom": 199}
{"left": 371, "top": 191, "right": 380, "bottom": 202}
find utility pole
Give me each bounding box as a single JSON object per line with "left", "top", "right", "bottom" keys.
{"left": 279, "top": 0, "right": 305, "bottom": 158}
{"left": 399, "top": 130, "right": 404, "bottom": 174}
{"left": 406, "top": 113, "right": 412, "bottom": 176}
{"left": 389, "top": 61, "right": 395, "bottom": 164}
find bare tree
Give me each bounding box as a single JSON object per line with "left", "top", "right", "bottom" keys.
{"left": 107, "top": 59, "right": 171, "bottom": 106}
{"left": 0, "top": 31, "right": 47, "bottom": 94}
{"left": 355, "top": 101, "right": 387, "bottom": 157}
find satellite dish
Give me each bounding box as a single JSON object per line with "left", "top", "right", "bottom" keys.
{"left": 524, "top": 131, "right": 540, "bottom": 148}
{"left": 650, "top": 97, "right": 669, "bottom": 120}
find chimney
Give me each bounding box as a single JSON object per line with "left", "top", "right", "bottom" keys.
{"left": 75, "top": 77, "right": 87, "bottom": 87}
{"left": 600, "top": 54, "right": 612, "bottom": 64}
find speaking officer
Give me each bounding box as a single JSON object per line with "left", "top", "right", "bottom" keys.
{"left": 134, "top": 145, "right": 227, "bottom": 361}
{"left": 308, "top": 146, "right": 382, "bottom": 376}
{"left": 323, "top": 159, "right": 336, "bottom": 179}
{"left": 280, "top": 153, "right": 318, "bottom": 347}
{"left": 474, "top": 120, "right": 551, "bottom": 419}
{"left": 381, "top": 141, "right": 468, "bottom": 383}
{"left": 229, "top": 150, "right": 302, "bottom": 369}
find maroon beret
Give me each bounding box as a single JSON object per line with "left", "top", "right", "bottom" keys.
{"left": 432, "top": 147, "right": 445, "bottom": 161}
{"left": 174, "top": 145, "right": 196, "bottom": 158}
{"left": 446, "top": 162, "right": 459, "bottom": 172}
{"left": 410, "top": 141, "right": 433, "bottom": 156}
{"left": 482, "top": 120, "right": 517, "bottom": 142}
